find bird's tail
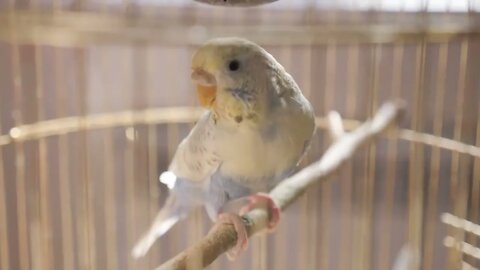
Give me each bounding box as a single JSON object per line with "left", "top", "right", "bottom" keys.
{"left": 131, "top": 192, "right": 190, "bottom": 258}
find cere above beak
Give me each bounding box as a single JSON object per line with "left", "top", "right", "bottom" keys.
{"left": 191, "top": 68, "right": 217, "bottom": 108}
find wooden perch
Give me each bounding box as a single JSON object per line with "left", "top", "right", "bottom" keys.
{"left": 156, "top": 100, "right": 405, "bottom": 270}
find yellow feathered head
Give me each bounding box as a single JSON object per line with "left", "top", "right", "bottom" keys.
{"left": 191, "top": 37, "right": 284, "bottom": 124}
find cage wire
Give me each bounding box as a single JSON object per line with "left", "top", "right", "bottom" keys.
{"left": 0, "top": 0, "right": 479, "bottom": 270}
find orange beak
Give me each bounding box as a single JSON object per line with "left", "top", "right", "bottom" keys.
{"left": 196, "top": 84, "right": 217, "bottom": 108}
{"left": 191, "top": 68, "right": 217, "bottom": 108}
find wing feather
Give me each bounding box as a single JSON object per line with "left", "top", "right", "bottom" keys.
{"left": 168, "top": 111, "right": 220, "bottom": 183}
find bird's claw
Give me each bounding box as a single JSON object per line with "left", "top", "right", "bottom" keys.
{"left": 211, "top": 213, "right": 249, "bottom": 261}
{"left": 239, "top": 193, "right": 281, "bottom": 232}
{"left": 210, "top": 193, "right": 281, "bottom": 261}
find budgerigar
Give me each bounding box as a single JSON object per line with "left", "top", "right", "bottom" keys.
{"left": 132, "top": 37, "right": 316, "bottom": 260}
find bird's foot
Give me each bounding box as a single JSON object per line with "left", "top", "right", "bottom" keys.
{"left": 209, "top": 194, "right": 280, "bottom": 261}
{"left": 239, "top": 193, "right": 281, "bottom": 233}
{"left": 211, "top": 213, "right": 249, "bottom": 261}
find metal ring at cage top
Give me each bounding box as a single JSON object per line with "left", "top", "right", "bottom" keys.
{"left": 193, "top": 0, "right": 277, "bottom": 7}
{"left": 0, "top": 107, "right": 479, "bottom": 159}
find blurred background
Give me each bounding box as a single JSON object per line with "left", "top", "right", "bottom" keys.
{"left": 0, "top": 0, "right": 479, "bottom": 269}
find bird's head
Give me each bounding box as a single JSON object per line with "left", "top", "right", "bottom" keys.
{"left": 191, "top": 37, "right": 280, "bottom": 123}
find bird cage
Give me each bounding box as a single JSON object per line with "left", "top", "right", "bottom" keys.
{"left": 0, "top": 0, "right": 479, "bottom": 270}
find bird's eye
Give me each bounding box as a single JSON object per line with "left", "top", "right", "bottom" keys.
{"left": 228, "top": 60, "right": 240, "bottom": 71}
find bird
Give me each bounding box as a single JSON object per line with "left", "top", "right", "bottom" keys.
{"left": 131, "top": 37, "right": 316, "bottom": 260}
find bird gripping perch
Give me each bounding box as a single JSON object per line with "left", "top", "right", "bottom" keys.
{"left": 157, "top": 100, "right": 405, "bottom": 270}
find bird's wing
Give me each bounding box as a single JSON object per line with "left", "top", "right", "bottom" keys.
{"left": 132, "top": 111, "right": 221, "bottom": 258}
{"left": 167, "top": 111, "right": 221, "bottom": 184}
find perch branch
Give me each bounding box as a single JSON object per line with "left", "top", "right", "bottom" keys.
{"left": 156, "top": 100, "right": 405, "bottom": 270}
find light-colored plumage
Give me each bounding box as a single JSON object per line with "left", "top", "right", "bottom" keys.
{"left": 132, "top": 37, "right": 315, "bottom": 258}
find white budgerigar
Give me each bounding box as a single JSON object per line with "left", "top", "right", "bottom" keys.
{"left": 132, "top": 37, "right": 316, "bottom": 260}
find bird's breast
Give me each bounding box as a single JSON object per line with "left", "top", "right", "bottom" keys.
{"left": 214, "top": 118, "right": 308, "bottom": 191}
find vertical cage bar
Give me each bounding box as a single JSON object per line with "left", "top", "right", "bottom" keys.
{"left": 28, "top": 6, "right": 43, "bottom": 270}
{"left": 268, "top": 45, "right": 292, "bottom": 270}
{"left": 470, "top": 105, "right": 480, "bottom": 248}
{"left": 251, "top": 235, "right": 260, "bottom": 270}
{"left": 146, "top": 47, "right": 161, "bottom": 270}
{"left": 363, "top": 44, "right": 381, "bottom": 270}
{"left": 157, "top": 45, "right": 182, "bottom": 270}
{"left": 100, "top": 50, "right": 119, "bottom": 270}
{"left": 357, "top": 46, "right": 371, "bottom": 270}
{"left": 85, "top": 59, "right": 97, "bottom": 270}
{"left": 162, "top": 48, "right": 183, "bottom": 267}
{"left": 407, "top": 41, "right": 427, "bottom": 270}
{"left": 132, "top": 46, "right": 150, "bottom": 270}
{"left": 297, "top": 164, "right": 309, "bottom": 270}
{"left": 298, "top": 43, "right": 314, "bottom": 270}
{"left": 447, "top": 39, "right": 469, "bottom": 269}
{"left": 147, "top": 123, "right": 159, "bottom": 270}
{"left": 0, "top": 98, "right": 9, "bottom": 270}
{"left": 350, "top": 45, "right": 365, "bottom": 270}
{"left": 166, "top": 124, "right": 180, "bottom": 250}
{"left": 119, "top": 19, "right": 138, "bottom": 269}
{"left": 124, "top": 128, "right": 135, "bottom": 270}
{"left": 123, "top": 49, "right": 137, "bottom": 270}
{"left": 55, "top": 48, "right": 75, "bottom": 270}
{"left": 467, "top": 0, "right": 479, "bottom": 251}
{"left": 251, "top": 230, "right": 266, "bottom": 270}
{"left": 321, "top": 42, "right": 336, "bottom": 270}
{"left": 103, "top": 130, "right": 118, "bottom": 270}
{"left": 11, "top": 31, "right": 30, "bottom": 270}
{"left": 75, "top": 49, "right": 94, "bottom": 270}
{"left": 283, "top": 44, "right": 307, "bottom": 267}
{"left": 259, "top": 234, "right": 267, "bottom": 270}
{"left": 422, "top": 42, "right": 448, "bottom": 270}
{"left": 34, "top": 41, "right": 54, "bottom": 270}
{"left": 339, "top": 43, "right": 359, "bottom": 270}
{"left": 378, "top": 43, "right": 404, "bottom": 270}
